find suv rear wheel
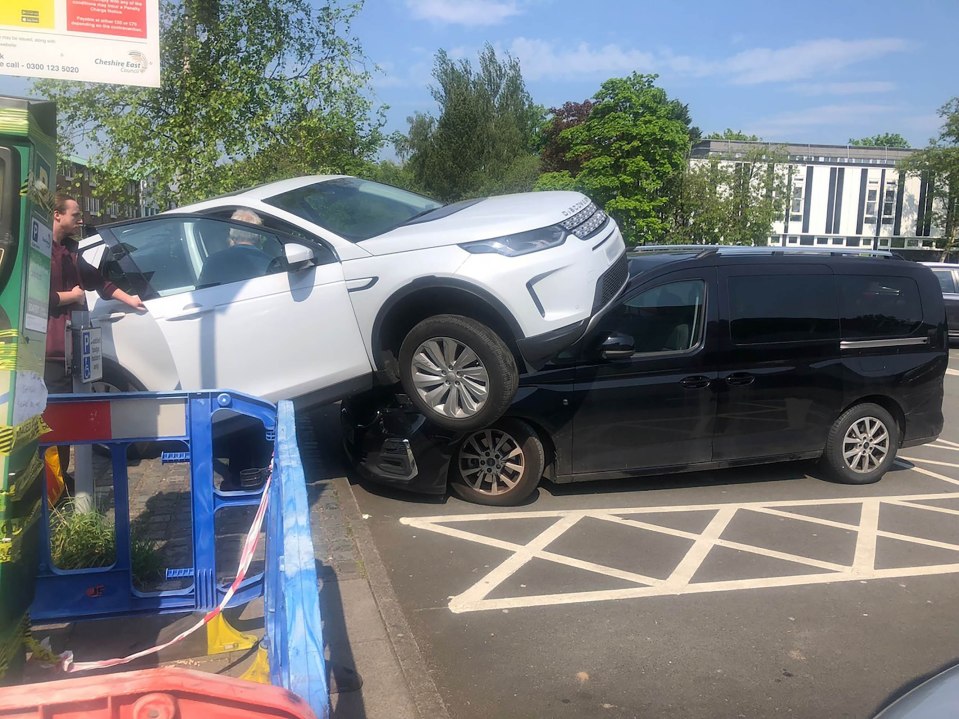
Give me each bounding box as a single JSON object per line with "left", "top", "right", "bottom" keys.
{"left": 822, "top": 403, "right": 899, "bottom": 484}
{"left": 450, "top": 419, "right": 544, "bottom": 505}
{"left": 398, "top": 314, "right": 518, "bottom": 432}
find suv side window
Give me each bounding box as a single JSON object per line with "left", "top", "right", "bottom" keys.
{"left": 728, "top": 274, "right": 838, "bottom": 344}
{"left": 839, "top": 275, "right": 923, "bottom": 339}
{"left": 607, "top": 279, "right": 706, "bottom": 354}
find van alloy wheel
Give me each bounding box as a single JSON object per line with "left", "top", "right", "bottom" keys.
{"left": 842, "top": 416, "right": 890, "bottom": 474}
{"left": 411, "top": 337, "right": 490, "bottom": 418}
{"left": 458, "top": 427, "right": 524, "bottom": 496}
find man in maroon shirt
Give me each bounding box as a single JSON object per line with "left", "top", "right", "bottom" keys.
{"left": 46, "top": 193, "right": 144, "bottom": 475}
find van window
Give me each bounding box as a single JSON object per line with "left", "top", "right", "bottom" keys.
{"left": 932, "top": 269, "right": 957, "bottom": 294}
{"left": 839, "top": 275, "right": 923, "bottom": 339}
{"left": 608, "top": 279, "right": 706, "bottom": 354}
{"left": 729, "top": 274, "right": 838, "bottom": 344}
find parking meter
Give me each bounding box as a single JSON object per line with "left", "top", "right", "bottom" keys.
{"left": 0, "top": 95, "right": 56, "bottom": 682}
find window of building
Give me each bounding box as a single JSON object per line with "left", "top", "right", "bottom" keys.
{"left": 881, "top": 180, "right": 897, "bottom": 224}
{"left": 729, "top": 274, "right": 838, "bottom": 344}
{"left": 839, "top": 275, "right": 922, "bottom": 339}
{"left": 864, "top": 179, "right": 879, "bottom": 222}
{"left": 789, "top": 174, "right": 805, "bottom": 222}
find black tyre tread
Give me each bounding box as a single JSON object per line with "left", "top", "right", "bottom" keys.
{"left": 399, "top": 314, "right": 518, "bottom": 432}
{"left": 450, "top": 418, "right": 544, "bottom": 506}
{"left": 822, "top": 402, "right": 898, "bottom": 485}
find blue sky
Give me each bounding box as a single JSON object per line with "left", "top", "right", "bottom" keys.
{"left": 2, "top": 0, "right": 956, "bottom": 155}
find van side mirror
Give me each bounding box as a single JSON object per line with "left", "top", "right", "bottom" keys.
{"left": 283, "top": 242, "right": 316, "bottom": 270}
{"left": 600, "top": 331, "right": 635, "bottom": 359}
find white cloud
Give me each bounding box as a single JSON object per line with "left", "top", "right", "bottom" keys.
{"left": 489, "top": 37, "right": 907, "bottom": 86}
{"left": 405, "top": 0, "right": 521, "bottom": 26}
{"left": 508, "top": 37, "right": 656, "bottom": 81}
{"left": 719, "top": 38, "right": 907, "bottom": 85}
{"left": 791, "top": 81, "right": 896, "bottom": 96}
{"left": 743, "top": 103, "right": 898, "bottom": 140}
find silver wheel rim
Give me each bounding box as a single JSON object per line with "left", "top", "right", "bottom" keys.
{"left": 458, "top": 428, "right": 525, "bottom": 496}
{"left": 90, "top": 380, "right": 122, "bottom": 393}
{"left": 842, "top": 416, "right": 890, "bottom": 474}
{"left": 411, "top": 336, "right": 489, "bottom": 418}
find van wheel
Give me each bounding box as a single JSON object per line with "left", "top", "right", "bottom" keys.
{"left": 399, "top": 315, "right": 518, "bottom": 432}
{"left": 822, "top": 403, "right": 899, "bottom": 484}
{"left": 90, "top": 368, "right": 160, "bottom": 460}
{"left": 450, "top": 419, "right": 543, "bottom": 506}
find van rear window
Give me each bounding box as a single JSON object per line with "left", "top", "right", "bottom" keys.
{"left": 728, "top": 275, "right": 838, "bottom": 344}
{"left": 839, "top": 275, "right": 922, "bottom": 339}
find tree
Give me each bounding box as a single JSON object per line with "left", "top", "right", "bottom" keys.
{"left": 673, "top": 142, "right": 789, "bottom": 246}
{"left": 538, "top": 100, "right": 593, "bottom": 174}
{"left": 706, "top": 129, "right": 761, "bottom": 142}
{"left": 849, "top": 133, "right": 910, "bottom": 148}
{"left": 535, "top": 73, "right": 693, "bottom": 245}
{"left": 34, "top": 0, "right": 385, "bottom": 208}
{"left": 900, "top": 98, "right": 959, "bottom": 254}
{"left": 398, "top": 44, "right": 542, "bottom": 202}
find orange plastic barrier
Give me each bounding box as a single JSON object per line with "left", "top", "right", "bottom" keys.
{"left": 0, "top": 666, "right": 318, "bottom": 718}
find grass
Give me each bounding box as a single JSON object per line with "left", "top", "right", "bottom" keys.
{"left": 49, "top": 501, "right": 163, "bottom": 584}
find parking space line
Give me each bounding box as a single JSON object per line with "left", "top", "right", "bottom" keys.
{"left": 406, "top": 486, "right": 959, "bottom": 613}
{"left": 896, "top": 459, "right": 959, "bottom": 485}
{"left": 935, "top": 438, "right": 959, "bottom": 448}
{"left": 946, "top": 369, "right": 959, "bottom": 377}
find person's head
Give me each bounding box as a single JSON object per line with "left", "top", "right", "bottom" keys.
{"left": 53, "top": 193, "right": 82, "bottom": 243}
{"left": 229, "top": 208, "right": 263, "bottom": 247}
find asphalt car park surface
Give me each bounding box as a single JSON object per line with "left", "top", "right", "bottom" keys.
{"left": 340, "top": 354, "right": 959, "bottom": 719}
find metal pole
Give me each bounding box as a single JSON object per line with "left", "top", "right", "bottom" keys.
{"left": 70, "top": 310, "right": 94, "bottom": 512}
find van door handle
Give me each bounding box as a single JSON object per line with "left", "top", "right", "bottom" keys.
{"left": 680, "top": 375, "right": 711, "bottom": 389}
{"left": 725, "top": 372, "right": 755, "bottom": 386}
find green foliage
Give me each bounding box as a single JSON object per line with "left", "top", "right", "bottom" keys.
{"left": 848, "top": 133, "right": 910, "bottom": 148}
{"left": 398, "top": 44, "right": 543, "bottom": 202}
{"left": 50, "top": 502, "right": 162, "bottom": 583}
{"left": 706, "top": 129, "right": 761, "bottom": 142}
{"left": 33, "top": 0, "right": 385, "bottom": 208}
{"left": 900, "top": 98, "right": 959, "bottom": 252}
{"left": 674, "top": 145, "right": 789, "bottom": 245}
{"left": 365, "top": 159, "right": 420, "bottom": 193}
{"left": 558, "top": 73, "right": 693, "bottom": 245}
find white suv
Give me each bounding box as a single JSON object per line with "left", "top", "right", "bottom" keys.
{"left": 81, "top": 176, "right": 627, "bottom": 430}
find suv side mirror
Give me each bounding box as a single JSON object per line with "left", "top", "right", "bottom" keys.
{"left": 600, "top": 331, "right": 635, "bottom": 359}
{"left": 284, "top": 242, "right": 316, "bottom": 270}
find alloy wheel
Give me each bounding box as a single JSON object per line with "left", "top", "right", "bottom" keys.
{"left": 458, "top": 428, "right": 525, "bottom": 496}
{"left": 842, "top": 416, "right": 890, "bottom": 474}
{"left": 411, "top": 336, "right": 490, "bottom": 418}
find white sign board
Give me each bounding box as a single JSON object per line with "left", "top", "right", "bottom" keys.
{"left": 79, "top": 324, "right": 101, "bottom": 383}
{"left": 0, "top": 0, "right": 160, "bottom": 87}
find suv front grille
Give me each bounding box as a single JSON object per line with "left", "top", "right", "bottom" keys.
{"left": 593, "top": 252, "right": 628, "bottom": 312}
{"left": 559, "top": 202, "right": 609, "bottom": 239}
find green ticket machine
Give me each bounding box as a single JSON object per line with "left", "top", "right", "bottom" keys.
{"left": 0, "top": 96, "right": 56, "bottom": 682}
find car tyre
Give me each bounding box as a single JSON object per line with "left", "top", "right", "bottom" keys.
{"left": 90, "top": 366, "right": 160, "bottom": 460}
{"left": 399, "top": 314, "right": 518, "bottom": 432}
{"left": 450, "top": 419, "right": 544, "bottom": 506}
{"left": 822, "top": 403, "right": 899, "bottom": 484}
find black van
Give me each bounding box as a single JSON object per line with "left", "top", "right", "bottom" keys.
{"left": 343, "top": 247, "right": 947, "bottom": 506}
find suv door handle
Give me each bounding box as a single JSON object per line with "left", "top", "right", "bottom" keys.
{"left": 170, "top": 304, "right": 212, "bottom": 319}
{"left": 100, "top": 312, "right": 129, "bottom": 322}
{"left": 680, "top": 375, "right": 711, "bottom": 389}
{"left": 725, "top": 372, "right": 755, "bottom": 386}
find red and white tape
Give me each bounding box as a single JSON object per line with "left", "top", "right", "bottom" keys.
{"left": 55, "top": 466, "right": 273, "bottom": 673}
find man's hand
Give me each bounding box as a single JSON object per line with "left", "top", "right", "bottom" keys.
{"left": 111, "top": 288, "right": 146, "bottom": 311}
{"left": 58, "top": 285, "right": 85, "bottom": 307}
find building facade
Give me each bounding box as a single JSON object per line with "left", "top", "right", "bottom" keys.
{"left": 690, "top": 140, "right": 942, "bottom": 255}
{"left": 57, "top": 155, "right": 164, "bottom": 234}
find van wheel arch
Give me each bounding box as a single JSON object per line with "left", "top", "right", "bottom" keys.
{"left": 838, "top": 395, "right": 906, "bottom": 445}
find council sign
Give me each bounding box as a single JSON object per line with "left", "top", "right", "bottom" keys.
{"left": 0, "top": 0, "right": 160, "bottom": 87}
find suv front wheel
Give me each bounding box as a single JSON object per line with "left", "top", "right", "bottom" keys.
{"left": 398, "top": 314, "right": 518, "bottom": 432}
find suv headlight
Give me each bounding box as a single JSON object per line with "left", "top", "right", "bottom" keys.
{"left": 460, "top": 226, "right": 567, "bottom": 257}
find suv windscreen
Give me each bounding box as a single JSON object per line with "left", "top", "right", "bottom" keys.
{"left": 839, "top": 275, "right": 923, "bottom": 339}
{"left": 263, "top": 178, "right": 443, "bottom": 242}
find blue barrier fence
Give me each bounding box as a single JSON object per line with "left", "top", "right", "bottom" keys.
{"left": 29, "top": 391, "right": 329, "bottom": 717}
{"left": 266, "top": 400, "right": 328, "bottom": 718}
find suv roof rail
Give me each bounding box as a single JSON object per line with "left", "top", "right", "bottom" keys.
{"left": 629, "top": 245, "right": 898, "bottom": 259}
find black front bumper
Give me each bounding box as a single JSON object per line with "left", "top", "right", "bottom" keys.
{"left": 341, "top": 394, "right": 458, "bottom": 496}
